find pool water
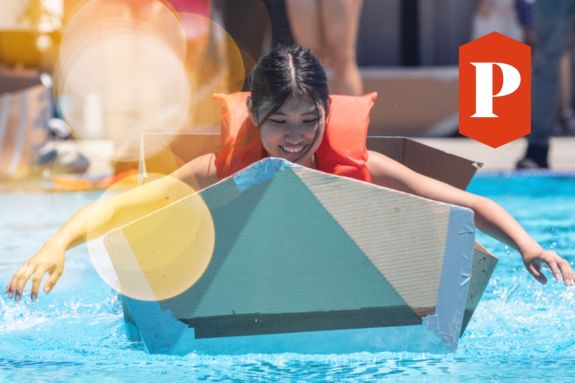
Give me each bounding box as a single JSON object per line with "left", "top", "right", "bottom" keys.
{"left": 1, "top": 174, "right": 574, "bottom": 382}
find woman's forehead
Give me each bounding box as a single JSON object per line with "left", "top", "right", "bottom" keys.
{"left": 265, "top": 95, "right": 322, "bottom": 115}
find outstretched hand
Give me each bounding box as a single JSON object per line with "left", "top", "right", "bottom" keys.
{"left": 522, "top": 248, "right": 574, "bottom": 286}
{"left": 4, "top": 241, "right": 65, "bottom": 302}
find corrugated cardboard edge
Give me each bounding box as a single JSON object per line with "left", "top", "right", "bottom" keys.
{"left": 422, "top": 204, "right": 475, "bottom": 351}
{"left": 461, "top": 243, "right": 498, "bottom": 335}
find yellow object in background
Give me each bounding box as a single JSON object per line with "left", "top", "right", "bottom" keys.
{"left": 0, "top": 0, "right": 63, "bottom": 69}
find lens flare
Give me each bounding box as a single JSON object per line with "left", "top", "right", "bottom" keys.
{"left": 55, "top": 0, "right": 191, "bottom": 162}
{"left": 86, "top": 172, "right": 215, "bottom": 301}
{"left": 179, "top": 12, "right": 245, "bottom": 130}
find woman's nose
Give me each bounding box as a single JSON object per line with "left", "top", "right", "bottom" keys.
{"left": 284, "top": 125, "right": 303, "bottom": 143}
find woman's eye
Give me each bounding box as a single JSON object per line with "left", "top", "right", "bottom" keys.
{"left": 270, "top": 119, "right": 286, "bottom": 124}
{"left": 303, "top": 119, "right": 318, "bottom": 124}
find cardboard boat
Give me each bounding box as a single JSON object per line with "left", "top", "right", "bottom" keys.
{"left": 100, "top": 134, "right": 497, "bottom": 355}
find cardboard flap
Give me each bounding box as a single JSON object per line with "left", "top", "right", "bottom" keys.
{"left": 366, "top": 136, "right": 483, "bottom": 190}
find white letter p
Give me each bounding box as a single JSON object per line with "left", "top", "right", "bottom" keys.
{"left": 471, "top": 62, "right": 521, "bottom": 118}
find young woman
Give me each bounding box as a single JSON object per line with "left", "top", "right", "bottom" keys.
{"left": 5, "top": 45, "right": 573, "bottom": 302}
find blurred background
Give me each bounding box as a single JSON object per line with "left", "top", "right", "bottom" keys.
{"left": 0, "top": 0, "right": 573, "bottom": 189}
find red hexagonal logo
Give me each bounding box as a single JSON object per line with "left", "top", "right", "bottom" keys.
{"left": 459, "top": 32, "right": 531, "bottom": 148}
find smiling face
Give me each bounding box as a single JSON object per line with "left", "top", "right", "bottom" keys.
{"left": 250, "top": 95, "right": 325, "bottom": 168}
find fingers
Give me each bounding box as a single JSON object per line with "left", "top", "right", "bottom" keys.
{"left": 5, "top": 263, "right": 50, "bottom": 302}
{"left": 4, "top": 251, "right": 65, "bottom": 302}
{"left": 527, "top": 251, "right": 574, "bottom": 286}
{"left": 44, "top": 267, "right": 63, "bottom": 295}
{"left": 543, "top": 252, "right": 574, "bottom": 286}
{"left": 30, "top": 269, "right": 46, "bottom": 301}
{"left": 5, "top": 265, "right": 32, "bottom": 301}
{"left": 6, "top": 262, "right": 31, "bottom": 298}
{"left": 547, "top": 257, "right": 562, "bottom": 282}
{"left": 5, "top": 271, "right": 20, "bottom": 298}
{"left": 14, "top": 264, "right": 36, "bottom": 301}
{"left": 528, "top": 263, "right": 547, "bottom": 285}
{"left": 556, "top": 257, "right": 575, "bottom": 286}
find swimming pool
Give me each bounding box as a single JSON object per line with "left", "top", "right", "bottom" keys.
{"left": 1, "top": 173, "right": 574, "bottom": 382}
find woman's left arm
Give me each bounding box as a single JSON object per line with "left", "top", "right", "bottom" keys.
{"left": 367, "top": 150, "right": 574, "bottom": 286}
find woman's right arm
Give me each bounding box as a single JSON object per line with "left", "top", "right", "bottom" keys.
{"left": 4, "top": 153, "right": 218, "bottom": 302}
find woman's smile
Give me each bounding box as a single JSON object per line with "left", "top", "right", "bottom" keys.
{"left": 280, "top": 144, "right": 304, "bottom": 153}
{"left": 276, "top": 144, "right": 309, "bottom": 163}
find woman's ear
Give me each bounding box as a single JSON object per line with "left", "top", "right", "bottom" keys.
{"left": 247, "top": 96, "right": 258, "bottom": 126}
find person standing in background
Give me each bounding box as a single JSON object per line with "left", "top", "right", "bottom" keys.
{"left": 515, "top": 0, "right": 575, "bottom": 139}
{"left": 214, "top": 0, "right": 294, "bottom": 91}
{"left": 516, "top": 0, "right": 575, "bottom": 169}
{"left": 515, "top": 0, "right": 535, "bottom": 44}
{"left": 285, "top": 0, "right": 363, "bottom": 95}
{"left": 472, "top": 0, "right": 522, "bottom": 41}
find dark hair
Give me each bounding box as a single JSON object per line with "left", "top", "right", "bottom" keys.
{"left": 248, "top": 45, "right": 329, "bottom": 125}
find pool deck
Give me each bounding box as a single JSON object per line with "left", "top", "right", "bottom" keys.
{"left": 415, "top": 137, "right": 575, "bottom": 172}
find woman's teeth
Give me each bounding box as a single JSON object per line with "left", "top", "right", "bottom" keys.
{"left": 280, "top": 145, "right": 304, "bottom": 153}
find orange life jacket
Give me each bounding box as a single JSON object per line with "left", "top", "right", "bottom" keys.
{"left": 213, "top": 92, "right": 377, "bottom": 183}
